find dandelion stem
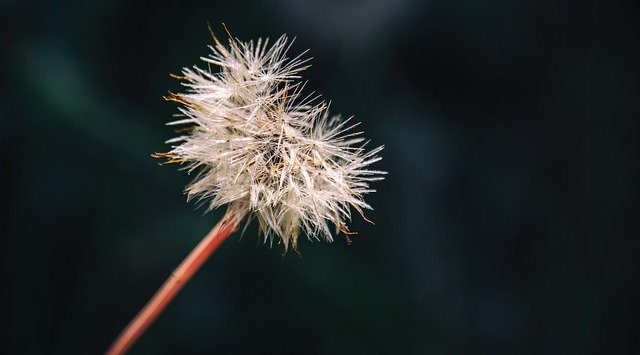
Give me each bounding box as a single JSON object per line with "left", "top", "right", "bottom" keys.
{"left": 107, "top": 209, "right": 238, "bottom": 355}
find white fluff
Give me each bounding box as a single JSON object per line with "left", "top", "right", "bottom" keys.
{"left": 161, "top": 32, "right": 385, "bottom": 250}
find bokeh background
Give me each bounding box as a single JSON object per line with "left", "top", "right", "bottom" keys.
{"left": 2, "top": 0, "right": 638, "bottom": 354}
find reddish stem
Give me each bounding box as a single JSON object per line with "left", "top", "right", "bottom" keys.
{"left": 107, "top": 211, "right": 238, "bottom": 355}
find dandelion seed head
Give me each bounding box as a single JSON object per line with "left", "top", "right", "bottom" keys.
{"left": 159, "top": 30, "right": 385, "bottom": 250}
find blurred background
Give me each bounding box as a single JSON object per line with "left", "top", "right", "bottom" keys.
{"left": 2, "top": 0, "right": 639, "bottom": 354}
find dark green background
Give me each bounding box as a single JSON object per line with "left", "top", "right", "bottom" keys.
{"left": 2, "top": 0, "right": 638, "bottom": 354}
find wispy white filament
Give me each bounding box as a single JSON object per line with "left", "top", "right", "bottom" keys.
{"left": 161, "top": 30, "right": 385, "bottom": 250}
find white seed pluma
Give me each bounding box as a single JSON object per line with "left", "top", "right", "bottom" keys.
{"left": 158, "top": 30, "right": 385, "bottom": 250}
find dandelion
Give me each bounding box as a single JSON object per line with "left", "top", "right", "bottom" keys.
{"left": 108, "top": 26, "right": 384, "bottom": 354}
